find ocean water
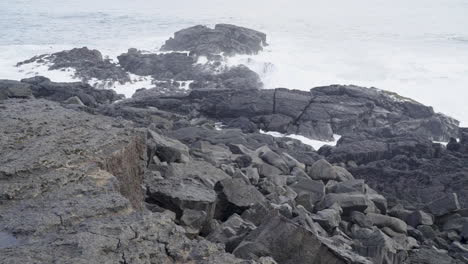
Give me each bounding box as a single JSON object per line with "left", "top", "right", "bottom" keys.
{"left": 1, "top": 0, "right": 468, "bottom": 125}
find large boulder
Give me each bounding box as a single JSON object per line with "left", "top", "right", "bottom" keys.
{"left": 207, "top": 213, "right": 256, "bottom": 252}
{"left": 259, "top": 148, "right": 290, "bottom": 174}
{"left": 233, "top": 216, "right": 365, "bottom": 264}
{"left": 308, "top": 159, "right": 354, "bottom": 182}
{"left": 312, "top": 204, "right": 343, "bottom": 231}
{"left": 352, "top": 227, "right": 407, "bottom": 264}
{"left": 406, "top": 210, "right": 434, "bottom": 227}
{"left": 366, "top": 213, "right": 408, "bottom": 234}
{"left": 317, "top": 193, "right": 372, "bottom": 214}
{"left": 191, "top": 64, "right": 263, "bottom": 90}
{"left": 145, "top": 177, "right": 217, "bottom": 221}
{"left": 148, "top": 129, "right": 190, "bottom": 163}
{"left": 161, "top": 24, "right": 267, "bottom": 56}
{"left": 118, "top": 48, "right": 195, "bottom": 78}
{"left": 426, "top": 193, "right": 460, "bottom": 217}
{"left": 215, "top": 178, "right": 266, "bottom": 220}
{"left": 290, "top": 178, "right": 325, "bottom": 212}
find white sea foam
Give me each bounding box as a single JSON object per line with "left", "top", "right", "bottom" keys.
{"left": 260, "top": 130, "right": 341, "bottom": 150}
{"left": 179, "top": 80, "right": 194, "bottom": 90}
{"left": 88, "top": 73, "right": 155, "bottom": 98}
{"left": 17, "top": 61, "right": 78, "bottom": 83}
{"left": 433, "top": 141, "right": 449, "bottom": 146}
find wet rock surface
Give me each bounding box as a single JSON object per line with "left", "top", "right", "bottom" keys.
{"left": 2, "top": 24, "right": 468, "bottom": 264}
{"left": 123, "top": 84, "right": 458, "bottom": 142}
{"left": 17, "top": 24, "right": 266, "bottom": 92}
{"left": 17, "top": 47, "right": 131, "bottom": 83}
{"left": 161, "top": 24, "right": 267, "bottom": 56}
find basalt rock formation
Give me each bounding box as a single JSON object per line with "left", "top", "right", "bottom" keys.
{"left": 16, "top": 24, "right": 267, "bottom": 91}
{"left": 17, "top": 47, "right": 131, "bottom": 84}
{"left": 0, "top": 76, "right": 122, "bottom": 107}
{"left": 117, "top": 84, "right": 458, "bottom": 142}
{"left": 1, "top": 75, "right": 468, "bottom": 264}
{"left": 2, "top": 24, "right": 468, "bottom": 264}
{"left": 320, "top": 129, "right": 468, "bottom": 210}
{"left": 161, "top": 24, "right": 268, "bottom": 56}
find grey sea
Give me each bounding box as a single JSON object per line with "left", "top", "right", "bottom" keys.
{"left": 1, "top": 0, "right": 468, "bottom": 125}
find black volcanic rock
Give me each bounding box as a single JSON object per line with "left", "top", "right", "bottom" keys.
{"left": 332, "top": 139, "right": 468, "bottom": 209}
{"left": 0, "top": 80, "right": 33, "bottom": 100}
{"left": 161, "top": 24, "right": 267, "bottom": 56}
{"left": 118, "top": 49, "right": 262, "bottom": 90}
{"left": 1, "top": 84, "right": 466, "bottom": 264}
{"left": 3, "top": 23, "right": 468, "bottom": 264}
{"left": 20, "top": 76, "right": 122, "bottom": 107}
{"left": 129, "top": 84, "right": 458, "bottom": 142}
{"left": 118, "top": 48, "right": 196, "bottom": 78}
{"left": 0, "top": 98, "right": 255, "bottom": 264}
{"left": 190, "top": 64, "right": 263, "bottom": 90}
{"left": 17, "top": 47, "right": 130, "bottom": 84}
{"left": 325, "top": 132, "right": 436, "bottom": 165}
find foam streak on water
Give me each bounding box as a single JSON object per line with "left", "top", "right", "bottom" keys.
{"left": 260, "top": 130, "right": 342, "bottom": 150}
{"left": 1, "top": 0, "right": 467, "bottom": 125}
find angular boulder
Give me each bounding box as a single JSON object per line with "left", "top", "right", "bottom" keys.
{"left": 215, "top": 178, "right": 266, "bottom": 220}
{"left": 233, "top": 216, "right": 357, "bottom": 264}
{"left": 426, "top": 193, "right": 460, "bottom": 217}
{"left": 259, "top": 149, "right": 290, "bottom": 174}
{"left": 146, "top": 177, "right": 217, "bottom": 220}
{"left": 148, "top": 129, "right": 190, "bottom": 163}
{"left": 308, "top": 159, "right": 354, "bottom": 182}
{"left": 406, "top": 210, "right": 434, "bottom": 228}
{"left": 366, "top": 213, "right": 408, "bottom": 234}
{"left": 290, "top": 178, "right": 325, "bottom": 212}
{"left": 317, "top": 193, "right": 372, "bottom": 214}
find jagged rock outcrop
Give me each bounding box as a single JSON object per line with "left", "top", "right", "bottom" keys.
{"left": 118, "top": 48, "right": 262, "bottom": 90}
{"left": 0, "top": 79, "right": 33, "bottom": 99}
{"left": 161, "top": 24, "right": 267, "bottom": 56}
{"left": 16, "top": 47, "right": 130, "bottom": 84}
{"left": 1, "top": 76, "right": 123, "bottom": 107}
{"left": 0, "top": 98, "right": 266, "bottom": 264}
{"left": 3, "top": 23, "right": 467, "bottom": 264}
{"left": 121, "top": 84, "right": 458, "bottom": 142}
{"left": 2, "top": 83, "right": 467, "bottom": 263}
{"left": 118, "top": 48, "right": 196, "bottom": 78}
{"left": 321, "top": 131, "right": 468, "bottom": 210}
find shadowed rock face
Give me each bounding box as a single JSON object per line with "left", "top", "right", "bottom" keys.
{"left": 161, "top": 24, "right": 267, "bottom": 56}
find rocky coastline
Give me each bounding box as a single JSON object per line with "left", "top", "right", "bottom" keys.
{"left": 1, "top": 24, "right": 468, "bottom": 264}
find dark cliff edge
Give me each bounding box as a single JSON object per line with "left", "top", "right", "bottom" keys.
{"left": 1, "top": 24, "right": 468, "bottom": 264}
